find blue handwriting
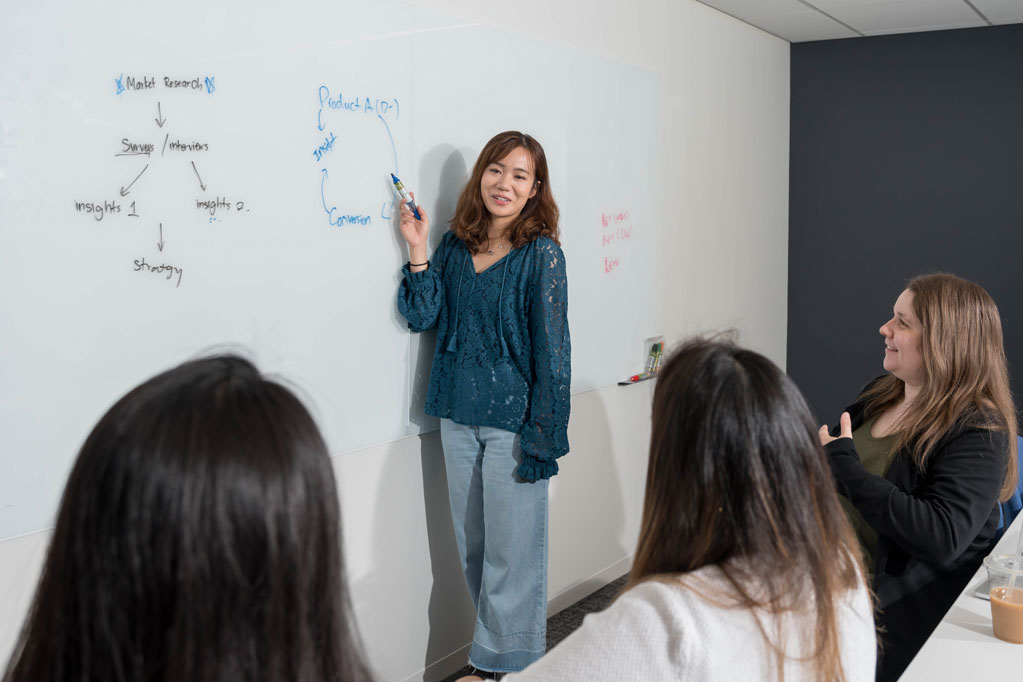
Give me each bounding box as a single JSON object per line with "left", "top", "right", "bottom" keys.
{"left": 313, "top": 131, "right": 338, "bottom": 162}
{"left": 317, "top": 86, "right": 399, "bottom": 119}
{"left": 320, "top": 168, "right": 371, "bottom": 227}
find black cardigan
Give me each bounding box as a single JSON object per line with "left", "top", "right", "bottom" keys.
{"left": 826, "top": 384, "right": 1008, "bottom": 682}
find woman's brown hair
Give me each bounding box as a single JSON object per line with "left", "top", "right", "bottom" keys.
{"left": 862, "top": 273, "right": 1019, "bottom": 500}
{"left": 630, "top": 337, "right": 869, "bottom": 682}
{"left": 450, "top": 131, "right": 559, "bottom": 252}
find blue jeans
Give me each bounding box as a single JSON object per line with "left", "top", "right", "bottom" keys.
{"left": 440, "top": 419, "right": 549, "bottom": 673}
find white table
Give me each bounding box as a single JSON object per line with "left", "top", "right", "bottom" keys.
{"left": 901, "top": 512, "right": 1023, "bottom": 679}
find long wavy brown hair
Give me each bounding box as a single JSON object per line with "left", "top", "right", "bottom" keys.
{"left": 862, "top": 273, "right": 1019, "bottom": 500}
{"left": 630, "top": 337, "right": 870, "bottom": 682}
{"left": 450, "top": 131, "right": 559, "bottom": 253}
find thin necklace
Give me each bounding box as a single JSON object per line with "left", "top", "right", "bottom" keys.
{"left": 486, "top": 237, "right": 508, "bottom": 256}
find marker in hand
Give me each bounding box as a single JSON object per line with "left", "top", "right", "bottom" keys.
{"left": 390, "top": 173, "right": 421, "bottom": 220}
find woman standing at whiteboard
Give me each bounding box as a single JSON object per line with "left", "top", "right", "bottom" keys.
{"left": 397, "top": 131, "right": 571, "bottom": 676}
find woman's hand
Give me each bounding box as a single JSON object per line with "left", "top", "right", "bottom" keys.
{"left": 398, "top": 192, "right": 430, "bottom": 272}
{"left": 818, "top": 412, "right": 852, "bottom": 446}
{"left": 398, "top": 192, "right": 430, "bottom": 249}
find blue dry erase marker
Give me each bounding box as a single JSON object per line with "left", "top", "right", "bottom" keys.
{"left": 390, "top": 173, "right": 421, "bottom": 220}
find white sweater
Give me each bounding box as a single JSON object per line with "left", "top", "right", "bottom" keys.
{"left": 506, "top": 566, "right": 876, "bottom": 682}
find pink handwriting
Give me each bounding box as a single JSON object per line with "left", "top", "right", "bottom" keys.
{"left": 601, "top": 209, "right": 632, "bottom": 276}
{"left": 600, "top": 211, "right": 630, "bottom": 227}
{"left": 602, "top": 225, "right": 633, "bottom": 247}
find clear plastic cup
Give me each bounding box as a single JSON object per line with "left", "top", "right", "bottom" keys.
{"left": 984, "top": 554, "right": 1023, "bottom": 644}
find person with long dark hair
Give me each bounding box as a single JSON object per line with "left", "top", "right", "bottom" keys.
{"left": 490, "top": 338, "right": 875, "bottom": 681}
{"left": 2, "top": 355, "right": 373, "bottom": 682}
{"left": 396, "top": 131, "right": 570, "bottom": 676}
{"left": 819, "top": 273, "right": 1018, "bottom": 681}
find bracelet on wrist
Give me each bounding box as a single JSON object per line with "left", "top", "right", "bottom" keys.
{"left": 410, "top": 260, "right": 429, "bottom": 268}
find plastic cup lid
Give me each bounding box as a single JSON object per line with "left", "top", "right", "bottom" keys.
{"left": 984, "top": 553, "right": 1023, "bottom": 575}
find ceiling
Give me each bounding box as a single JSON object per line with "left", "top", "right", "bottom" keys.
{"left": 694, "top": 0, "right": 1023, "bottom": 42}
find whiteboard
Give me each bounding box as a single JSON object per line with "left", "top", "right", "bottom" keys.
{"left": 0, "top": 0, "right": 660, "bottom": 540}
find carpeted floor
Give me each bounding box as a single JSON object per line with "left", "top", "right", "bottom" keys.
{"left": 438, "top": 573, "right": 629, "bottom": 682}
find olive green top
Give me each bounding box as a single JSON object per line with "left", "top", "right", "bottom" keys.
{"left": 839, "top": 416, "right": 897, "bottom": 573}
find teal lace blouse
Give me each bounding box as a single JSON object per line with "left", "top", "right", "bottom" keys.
{"left": 397, "top": 231, "right": 571, "bottom": 480}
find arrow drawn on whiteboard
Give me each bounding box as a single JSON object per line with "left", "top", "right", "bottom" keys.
{"left": 119, "top": 164, "right": 149, "bottom": 196}
{"left": 157, "top": 223, "right": 165, "bottom": 252}
{"left": 378, "top": 114, "right": 398, "bottom": 173}
{"left": 155, "top": 101, "right": 166, "bottom": 128}
{"left": 191, "top": 161, "right": 206, "bottom": 191}
{"left": 321, "top": 168, "right": 333, "bottom": 216}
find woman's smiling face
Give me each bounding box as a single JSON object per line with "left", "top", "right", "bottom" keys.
{"left": 880, "top": 289, "right": 925, "bottom": 386}
{"left": 479, "top": 146, "right": 537, "bottom": 229}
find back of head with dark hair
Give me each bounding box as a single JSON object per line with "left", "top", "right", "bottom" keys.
{"left": 3, "top": 355, "right": 372, "bottom": 682}
{"left": 631, "top": 337, "right": 867, "bottom": 681}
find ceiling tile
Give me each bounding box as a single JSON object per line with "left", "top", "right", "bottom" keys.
{"left": 814, "top": 0, "right": 986, "bottom": 34}
{"left": 696, "top": 1, "right": 860, "bottom": 41}
{"left": 696, "top": 0, "right": 1017, "bottom": 42}
{"left": 971, "top": 0, "right": 1023, "bottom": 24}
{"left": 698, "top": 0, "right": 809, "bottom": 16}
{"left": 747, "top": 9, "right": 861, "bottom": 41}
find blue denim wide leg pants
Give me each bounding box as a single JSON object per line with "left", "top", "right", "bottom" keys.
{"left": 440, "top": 419, "right": 549, "bottom": 673}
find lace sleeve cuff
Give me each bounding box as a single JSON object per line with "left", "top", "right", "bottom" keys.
{"left": 516, "top": 453, "right": 559, "bottom": 481}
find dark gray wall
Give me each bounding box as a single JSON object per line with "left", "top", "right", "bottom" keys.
{"left": 788, "top": 24, "right": 1023, "bottom": 423}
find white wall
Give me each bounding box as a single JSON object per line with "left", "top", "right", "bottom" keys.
{"left": 0, "top": 2, "right": 789, "bottom": 680}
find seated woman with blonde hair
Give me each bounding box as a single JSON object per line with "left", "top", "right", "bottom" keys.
{"left": 820, "top": 273, "right": 1018, "bottom": 681}
{"left": 462, "top": 337, "right": 876, "bottom": 681}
